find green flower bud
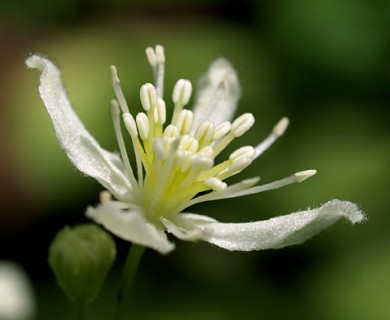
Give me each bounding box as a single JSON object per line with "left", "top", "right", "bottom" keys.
{"left": 48, "top": 224, "right": 116, "bottom": 304}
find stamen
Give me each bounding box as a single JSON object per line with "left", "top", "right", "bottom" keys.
{"left": 146, "top": 45, "right": 165, "bottom": 98}
{"left": 146, "top": 45, "right": 166, "bottom": 66}
{"left": 227, "top": 157, "right": 252, "bottom": 174}
{"left": 140, "top": 83, "right": 157, "bottom": 111}
{"left": 152, "top": 138, "right": 167, "bottom": 161}
{"left": 184, "top": 169, "right": 316, "bottom": 211}
{"left": 231, "top": 113, "right": 255, "bottom": 137}
{"left": 179, "top": 177, "right": 260, "bottom": 212}
{"left": 204, "top": 177, "right": 227, "bottom": 191}
{"left": 198, "top": 146, "right": 213, "bottom": 157}
{"left": 110, "top": 100, "right": 138, "bottom": 189}
{"left": 214, "top": 169, "right": 317, "bottom": 200}
{"left": 163, "top": 124, "right": 179, "bottom": 140}
{"left": 122, "top": 112, "right": 138, "bottom": 138}
{"left": 217, "top": 157, "right": 253, "bottom": 180}
{"left": 195, "top": 121, "right": 215, "bottom": 148}
{"left": 229, "top": 146, "right": 255, "bottom": 161}
{"left": 110, "top": 66, "right": 129, "bottom": 113}
{"left": 191, "top": 155, "right": 214, "bottom": 172}
{"left": 172, "top": 79, "right": 192, "bottom": 123}
{"left": 154, "top": 98, "right": 166, "bottom": 125}
{"left": 180, "top": 154, "right": 194, "bottom": 173}
{"left": 155, "top": 45, "right": 165, "bottom": 62}
{"left": 136, "top": 112, "right": 149, "bottom": 140}
{"left": 180, "top": 135, "right": 199, "bottom": 153}
{"left": 150, "top": 139, "right": 181, "bottom": 209}
{"left": 294, "top": 169, "right": 317, "bottom": 182}
{"left": 254, "top": 117, "right": 289, "bottom": 159}
{"left": 145, "top": 47, "right": 158, "bottom": 67}
{"left": 212, "top": 114, "right": 254, "bottom": 158}
{"left": 172, "top": 79, "right": 192, "bottom": 105}
{"left": 175, "top": 110, "right": 193, "bottom": 135}
{"left": 99, "top": 190, "right": 112, "bottom": 204}
{"left": 213, "top": 121, "right": 231, "bottom": 141}
{"left": 123, "top": 111, "right": 149, "bottom": 181}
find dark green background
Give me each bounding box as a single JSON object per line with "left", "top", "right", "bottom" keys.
{"left": 0, "top": 0, "right": 389, "bottom": 319}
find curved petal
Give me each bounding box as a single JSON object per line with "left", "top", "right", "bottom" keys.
{"left": 86, "top": 201, "right": 175, "bottom": 254}
{"left": 192, "top": 58, "right": 241, "bottom": 129}
{"left": 171, "top": 200, "right": 366, "bottom": 251}
{"left": 26, "top": 55, "right": 132, "bottom": 200}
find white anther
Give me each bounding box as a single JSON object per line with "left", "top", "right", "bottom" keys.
{"left": 154, "top": 98, "right": 166, "bottom": 124}
{"left": 110, "top": 65, "right": 129, "bottom": 113}
{"left": 180, "top": 153, "right": 198, "bottom": 173}
{"left": 230, "top": 146, "right": 255, "bottom": 161}
{"left": 110, "top": 99, "right": 120, "bottom": 116}
{"left": 110, "top": 65, "right": 120, "bottom": 84}
{"left": 140, "top": 83, "right": 157, "bottom": 111}
{"left": 146, "top": 45, "right": 165, "bottom": 66}
{"left": 195, "top": 121, "right": 215, "bottom": 145}
{"left": 123, "top": 112, "right": 138, "bottom": 138}
{"left": 163, "top": 124, "right": 179, "bottom": 139}
{"left": 273, "top": 117, "right": 289, "bottom": 137}
{"left": 153, "top": 138, "right": 167, "bottom": 160}
{"left": 213, "top": 121, "right": 231, "bottom": 140}
{"left": 198, "top": 146, "right": 213, "bottom": 157}
{"left": 176, "top": 110, "right": 193, "bottom": 134}
{"left": 231, "top": 113, "right": 255, "bottom": 137}
{"left": 155, "top": 45, "right": 165, "bottom": 63}
{"left": 136, "top": 113, "right": 149, "bottom": 140}
{"left": 192, "top": 155, "right": 214, "bottom": 172}
{"left": 181, "top": 135, "right": 199, "bottom": 153}
{"left": 175, "top": 148, "right": 186, "bottom": 165}
{"left": 146, "top": 47, "right": 158, "bottom": 66}
{"left": 228, "top": 157, "right": 253, "bottom": 174}
{"left": 204, "top": 177, "right": 227, "bottom": 191}
{"left": 99, "top": 190, "right": 112, "bottom": 204}
{"left": 294, "top": 169, "right": 317, "bottom": 183}
{"left": 172, "top": 79, "right": 192, "bottom": 105}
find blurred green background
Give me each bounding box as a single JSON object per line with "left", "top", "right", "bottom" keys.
{"left": 0, "top": 0, "right": 389, "bottom": 319}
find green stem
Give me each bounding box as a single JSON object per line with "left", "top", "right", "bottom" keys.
{"left": 75, "top": 302, "right": 87, "bottom": 320}
{"left": 114, "top": 244, "right": 145, "bottom": 320}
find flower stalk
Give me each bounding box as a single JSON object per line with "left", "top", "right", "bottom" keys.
{"left": 114, "top": 245, "right": 145, "bottom": 320}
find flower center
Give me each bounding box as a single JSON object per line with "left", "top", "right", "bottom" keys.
{"left": 110, "top": 66, "right": 255, "bottom": 219}
{"left": 133, "top": 84, "right": 255, "bottom": 219}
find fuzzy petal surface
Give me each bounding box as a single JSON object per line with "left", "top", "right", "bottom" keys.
{"left": 169, "top": 200, "right": 366, "bottom": 251}
{"left": 192, "top": 58, "right": 241, "bottom": 128}
{"left": 86, "top": 202, "right": 175, "bottom": 254}
{"left": 26, "top": 55, "right": 132, "bottom": 200}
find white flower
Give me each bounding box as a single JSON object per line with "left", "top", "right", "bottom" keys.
{"left": 26, "top": 45, "right": 365, "bottom": 254}
{"left": 0, "top": 262, "right": 35, "bottom": 320}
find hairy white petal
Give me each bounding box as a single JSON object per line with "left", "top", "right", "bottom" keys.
{"left": 86, "top": 202, "right": 175, "bottom": 254}
{"left": 26, "top": 55, "right": 131, "bottom": 200}
{"left": 192, "top": 58, "right": 241, "bottom": 129}
{"left": 171, "top": 200, "right": 366, "bottom": 251}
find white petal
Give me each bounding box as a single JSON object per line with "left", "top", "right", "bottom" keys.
{"left": 192, "top": 58, "right": 241, "bottom": 129}
{"left": 86, "top": 202, "right": 175, "bottom": 254}
{"left": 171, "top": 200, "right": 366, "bottom": 251}
{"left": 26, "top": 55, "right": 131, "bottom": 200}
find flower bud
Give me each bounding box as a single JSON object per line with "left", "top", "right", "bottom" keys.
{"left": 48, "top": 224, "right": 116, "bottom": 304}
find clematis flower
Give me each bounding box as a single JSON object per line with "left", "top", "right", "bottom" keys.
{"left": 26, "top": 45, "right": 365, "bottom": 254}
{"left": 0, "top": 261, "right": 35, "bottom": 320}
